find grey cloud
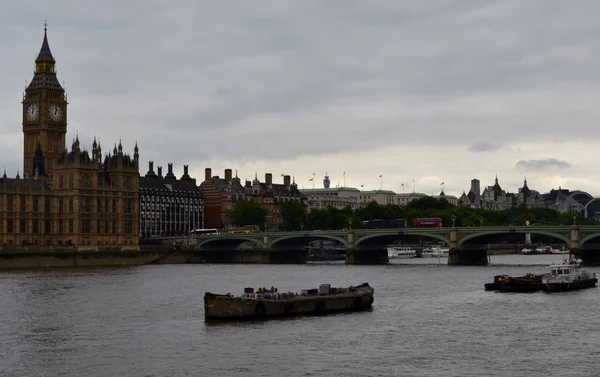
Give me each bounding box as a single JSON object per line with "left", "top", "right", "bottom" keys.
{"left": 515, "top": 158, "right": 572, "bottom": 170}
{"left": 3, "top": 0, "right": 600, "bottom": 169}
{"left": 467, "top": 142, "right": 502, "bottom": 152}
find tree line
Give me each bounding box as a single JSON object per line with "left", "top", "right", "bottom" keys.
{"left": 226, "top": 196, "right": 594, "bottom": 231}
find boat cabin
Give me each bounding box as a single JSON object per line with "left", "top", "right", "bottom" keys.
{"left": 549, "top": 265, "right": 576, "bottom": 277}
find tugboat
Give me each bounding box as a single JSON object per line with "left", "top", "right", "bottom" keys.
{"left": 542, "top": 255, "right": 597, "bottom": 292}
{"left": 484, "top": 275, "right": 508, "bottom": 291}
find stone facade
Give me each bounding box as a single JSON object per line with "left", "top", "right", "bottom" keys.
{"left": 0, "top": 27, "right": 139, "bottom": 248}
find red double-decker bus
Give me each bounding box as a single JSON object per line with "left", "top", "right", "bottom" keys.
{"left": 411, "top": 217, "right": 443, "bottom": 228}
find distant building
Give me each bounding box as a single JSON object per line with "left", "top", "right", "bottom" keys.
{"left": 542, "top": 187, "right": 592, "bottom": 216}
{"left": 200, "top": 169, "right": 305, "bottom": 230}
{"left": 139, "top": 162, "right": 203, "bottom": 239}
{"left": 359, "top": 190, "right": 396, "bottom": 206}
{"left": 433, "top": 191, "right": 458, "bottom": 206}
{"left": 300, "top": 187, "right": 361, "bottom": 211}
{"left": 395, "top": 192, "right": 427, "bottom": 206}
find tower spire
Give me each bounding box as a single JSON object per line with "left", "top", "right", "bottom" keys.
{"left": 36, "top": 21, "right": 55, "bottom": 64}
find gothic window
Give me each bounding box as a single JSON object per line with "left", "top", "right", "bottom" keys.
{"left": 59, "top": 219, "right": 64, "bottom": 234}
{"left": 59, "top": 175, "right": 64, "bottom": 189}
{"left": 82, "top": 219, "right": 90, "bottom": 234}
{"left": 45, "top": 198, "right": 51, "bottom": 214}
{"left": 105, "top": 220, "right": 109, "bottom": 234}
{"left": 112, "top": 199, "right": 116, "bottom": 213}
{"left": 44, "top": 221, "right": 50, "bottom": 234}
{"left": 69, "top": 198, "right": 74, "bottom": 212}
{"left": 82, "top": 174, "right": 89, "bottom": 188}
{"left": 20, "top": 196, "right": 26, "bottom": 212}
{"left": 112, "top": 220, "right": 117, "bottom": 234}
{"left": 33, "top": 197, "right": 39, "bottom": 213}
{"left": 59, "top": 197, "right": 64, "bottom": 213}
{"left": 96, "top": 220, "right": 100, "bottom": 234}
{"left": 33, "top": 219, "right": 39, "bottom": 233}
{"left": 97, "top": 198, "right": 101, "bottom": 213}
{"left": 19, "top": 219, "right": 26, "bottom": 233}
{"left": 69, "top": 174, "right": 74, "bottom": 189}
{"left": 7, "top": 219, "right": 13, "bottom": 233}
{"left": 68, "top": 219, "right": 74, "bottom": 233}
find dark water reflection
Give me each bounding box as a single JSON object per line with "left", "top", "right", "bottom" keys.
{"left": 1, "top": 255, "right": 599, "bottom": 377}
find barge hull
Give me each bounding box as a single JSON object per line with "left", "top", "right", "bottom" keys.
{"left": 204, "top": 283, "right": 374, "bottom": 320}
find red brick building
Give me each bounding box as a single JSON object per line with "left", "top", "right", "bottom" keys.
{"left": 199, "top": 168, "right": 305, "bottom": 230}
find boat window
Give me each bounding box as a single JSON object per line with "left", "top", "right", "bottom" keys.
{"left": 563, "top": 269, "right": 570, "bottom": 275}
{"left": 557, "top": 269, "right": 562, "bottom": 275}
{"left": 551, "top": 269, "right": 557, "bottom": 276}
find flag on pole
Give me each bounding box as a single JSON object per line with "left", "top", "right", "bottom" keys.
{"left": 361, "top": 185, "right": 364, "bottom": 187}
{"left": 379, "top": 174, "right": 382, "bottom": 178}
{"left": 412, "top": 178, "right": 415, "bottom": 182}
{"left": 309, "top": 178, "right": 313, "bottom": 181}
{"left": 401, "top": 183, "right": 404, "bottom": 186}
{"left": 440, "top": 181, "right": 444, "bottom": 185}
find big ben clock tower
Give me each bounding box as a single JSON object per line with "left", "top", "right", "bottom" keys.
{"left": 22, "top": 24, "right": 67, "bottom": 178}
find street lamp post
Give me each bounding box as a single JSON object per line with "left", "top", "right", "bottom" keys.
{"left": 451, "top": 215, "right": 456, "bottom": 227}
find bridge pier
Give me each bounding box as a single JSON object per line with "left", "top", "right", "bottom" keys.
{"left": 345, "top": 248, "right": 388, "bottom": 265}
{"left": 448, "top": 248, "right": 489, "bottom": 266}
{"left": 571, "top": 249, "right": 600, "bottom": 266}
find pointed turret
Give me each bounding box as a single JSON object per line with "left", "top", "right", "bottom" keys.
{"left": 27, "top": 23, "right": 64, "bottom": 92}
{"left": 36, "top": 23, "right": 56, "bottom": 64}
{"left": 118, "top": 139, "right": 123, "bottom": 155}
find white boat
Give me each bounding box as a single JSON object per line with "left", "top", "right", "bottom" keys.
{"left": 431, "top": 246, "right": 450, "bottom": 257}
{"left": 387, "top": 246, "right": 417, "bottom": 259}
{"left": 521, "top": 247, "right": 533, "bottom": 255}
{"left": 419, "top": 245, "right": 449, "bottom": 258}
{"left": 551, "top": 248, "right": 569, "bottom": 254}
{"left": 541, "top": 255, "right": 597, "bottom": 292}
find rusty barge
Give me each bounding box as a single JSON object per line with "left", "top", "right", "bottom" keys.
{"left": 204, "top": 282, "right": 374, "bottom": 320}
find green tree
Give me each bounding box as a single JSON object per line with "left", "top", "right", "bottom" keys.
{"left": 280, "top": 201, "right": 306, "bottom": 231}
{"left": 227, "top": 200, "right": 269, "bottom": 229}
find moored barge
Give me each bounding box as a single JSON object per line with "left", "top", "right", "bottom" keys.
{"left": 204, "top": 282, "right": 374, "bottom": 320}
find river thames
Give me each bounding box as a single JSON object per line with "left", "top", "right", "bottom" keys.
{"left": 1, "top": 254, "right": 599, "bottom": 377}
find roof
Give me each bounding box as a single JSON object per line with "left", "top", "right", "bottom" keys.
{"left": 300, "top": 187, "right": 361, "bottom": 194}
{"left": 26, "top": 28, "right": 64, "bottom": 92}
{"left": 36, "top": 29, "right": 56, "bottom": 64}
{"left": 140, "top": 175, "right": 203, "bottom": 198}
{"left": 0, "top": 177, "right": 50, "bottom": 192}
{"left": 361, "top": 189, "right": 396, "bottom": 195}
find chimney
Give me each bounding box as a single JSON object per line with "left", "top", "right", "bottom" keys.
{"left": 165, "top": 163, "right": 176, "bottom": 179}
{"left": 205, "top": 168, "right": 211, "bottom": 181}
{"left": 145, "top": 161, "right": 158, "bottom": 178}
{"left": 265, "top": 173, "right": 272, "bottom": 185}
{"left": 284, "top": 175, "right": 291, "bottom": 186}
{"left": 181, "top": 165, "right": 191, "bottom": 180}
{"left": 225, "top": 169, "right": 232, "bottom": 181}
{"left": 157, "top": 166, "right": 163, "bottom": 178}
{"left": 245, "top": 180, "right": 251, "bottom": 188}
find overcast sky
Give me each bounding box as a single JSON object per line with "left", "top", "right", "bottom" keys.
{"left": 2, "top": 0, "right": 600, "bottom": 197}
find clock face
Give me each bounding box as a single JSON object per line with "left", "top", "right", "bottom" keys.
{"left": 49, "top": 103, "right": 63, "bottom": 122}
{"left": 26, "top": 103, "right": 39, "bottom": 121}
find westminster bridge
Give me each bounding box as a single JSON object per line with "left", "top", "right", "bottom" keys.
{"left": 185, "top": 225, "right": 600, "bottom": 266}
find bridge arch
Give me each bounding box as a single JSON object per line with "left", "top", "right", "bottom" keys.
{"left": 197, "top": 236, "right": 263, "bottom": 249}
{"left": 270, "top": 234, "right": 347, "bottom": 249}
{"left": 458, "top": 230, "right": 570, "bottom": 246}
{"left": 580, "top": 233, "right": 600, "bottom": 246}
{"left": 355, "top": 232, "right": 450, "bottom": 247}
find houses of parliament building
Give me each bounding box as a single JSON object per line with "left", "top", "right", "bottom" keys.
{"left": 0, "top": 27, "right": 140, "bottom": 248}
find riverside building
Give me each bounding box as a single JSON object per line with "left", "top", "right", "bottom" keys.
{"left": 139, "top": 162, "right": 204, "bottom": 240}
{"left": 0, "top": 27, "right": 139, "bottom": 248}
